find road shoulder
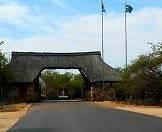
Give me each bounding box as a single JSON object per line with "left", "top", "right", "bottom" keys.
{"left": 0, "top": 104, "right": 32, "bottom": 132}
{"left": 96, "top": 101, "right": 162, "bottom": 118}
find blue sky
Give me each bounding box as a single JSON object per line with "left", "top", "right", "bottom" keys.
{"left": 1, "top": 0, "right": 162, "bottom": 68}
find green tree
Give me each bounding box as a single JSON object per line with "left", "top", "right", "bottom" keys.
{"left": 0, "top": 42, "right": 12, "bottom": 83}
{"left": 115, "top": 43, "right": 162, "bottom": 105}
{"left": 41, "top": 70, "right": 83, "bottom": 100}
{"left": 0, "top": 41, "right": 12, "bottom": 99}
{"left": 68, "top": 74, "right": 83, "bottom": 99}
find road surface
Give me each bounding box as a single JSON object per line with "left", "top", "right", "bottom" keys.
{"left": 9, "top": 102, "right": 162, "bottom": 132}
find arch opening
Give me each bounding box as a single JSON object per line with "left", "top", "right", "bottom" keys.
{"left": 33, "top": 68, "right": 91, "bottom": 102}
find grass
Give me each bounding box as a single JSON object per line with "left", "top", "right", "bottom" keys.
{"left": 0, "top": 103, "right": 27, "bottom": 112}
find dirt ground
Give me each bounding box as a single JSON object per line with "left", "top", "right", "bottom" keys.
{"left": 96, "top": 101, "right": 162, "bottom": 118}
{"left": 0, "top": 104, "right": 32, "bottom": 132}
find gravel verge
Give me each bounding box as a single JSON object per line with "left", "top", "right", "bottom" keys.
{"left": 0, "top": 103, "right": 32, "bottom": 132}
{"left": 96, "top": 101, "right": 162, "bottom": 118}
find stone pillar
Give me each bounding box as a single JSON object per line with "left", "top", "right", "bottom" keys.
{"left": 26, "top": 80, "right": 41, "bottom": 102}
{"left": 90, "top": 86, "right": 94, "bottom": 101}
{"left": 26, "top": 83, "right": 35, "bottom": 102}
{"left": 0, "top": 84, "right": 2, "bottom": 99}
{"left": 82, "top": 82, "right": 92, "bottom": 101}
{"left": 91, "top": 82, "right": 116, "bottom": 101}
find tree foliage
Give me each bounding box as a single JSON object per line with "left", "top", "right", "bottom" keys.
{"left": 115, "top": 43, "right": 162, "bottom": 105}
{"left": 0, "top": 42, "right": 12, "bottom": 83}
{"left": 41, "top": 70, "right": 83, "bottom": 99}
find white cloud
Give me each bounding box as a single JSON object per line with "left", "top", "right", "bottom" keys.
{"left": 0, "top": 2, "right": 57, "bottom": 34}
{"left": 48, "top": 0, "right": 65, "bottom": 7}
{"left": 2, "top": 7, "right": 162, "bottom": 67}
{"left": 0, "top": 2, "right": 29, "bottom": 20}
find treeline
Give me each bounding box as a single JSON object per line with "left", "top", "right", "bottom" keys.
{"left": 114, "top": 43, "right": 162, "bottom": 105}
{"left": 0, "top": 42, "right": 12, "bottom": 100}
{"left": 41, "top": 70, "right": 83, "bottom": 100}
{"left": 0, "top": 42, "right": 11, "bottom": 83}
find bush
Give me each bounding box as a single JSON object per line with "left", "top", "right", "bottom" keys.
{"left": 114, "top": 43, "right": 162, "bottom": 105}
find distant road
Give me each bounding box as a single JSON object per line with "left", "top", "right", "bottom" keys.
{"left": 9, "top": 102, "right": 162, "bottom": 132}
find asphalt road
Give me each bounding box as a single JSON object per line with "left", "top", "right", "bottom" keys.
{"left": 9, "top": 102, "right": 162, "bottom": 132}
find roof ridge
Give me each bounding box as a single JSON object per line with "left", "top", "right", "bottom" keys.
{"left": 12, "top": 51, "right": 101, "bottom": 57}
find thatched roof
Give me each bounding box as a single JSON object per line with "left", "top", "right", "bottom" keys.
{"left": 9, "top": 51, "right": 120, "bottom": 83}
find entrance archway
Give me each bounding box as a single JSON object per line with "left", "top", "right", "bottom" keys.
{"left": 36, "top": 68, "right": 90, "bottom": 101}
{"left": 9, "top": 51, "right": 120, "bottom": 102}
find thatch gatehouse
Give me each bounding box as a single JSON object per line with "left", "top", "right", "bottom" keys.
{"left": 8, "top": 51, "right": 120, "bottom": 102}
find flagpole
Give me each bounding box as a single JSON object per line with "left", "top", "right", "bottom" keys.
{"left": 102, "top": 9, "right": 104, "bottom": 60}
{"left": 124, "top": 2, "right": 128, "bottom": 69}
{"left": 101, "top": 0, "right": 104, "bottom": 60}
{"left": 101, "top": 0, "right": 105, "bottom": 91}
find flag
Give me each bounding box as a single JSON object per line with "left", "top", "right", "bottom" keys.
{"left": 101, "top": 2, "right": 106, "bottom": 12}
{"left": 126, "top": 5, "right": 133, "bottom": 13}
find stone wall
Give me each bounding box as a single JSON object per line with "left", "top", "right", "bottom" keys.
{"left": 91, "top": 82, "right": 116, "bottom": 101}
{"left": 26, "top": 82, "right": 41, "bottom": 102}
{"left": 7, "top": 83, "right": 27, "bottom": 102}
{"left": 6, "top": 82, "right": 117, "bottom": 102}
{"left": 0, "top": 84, "right": 8, "bottom": 100}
